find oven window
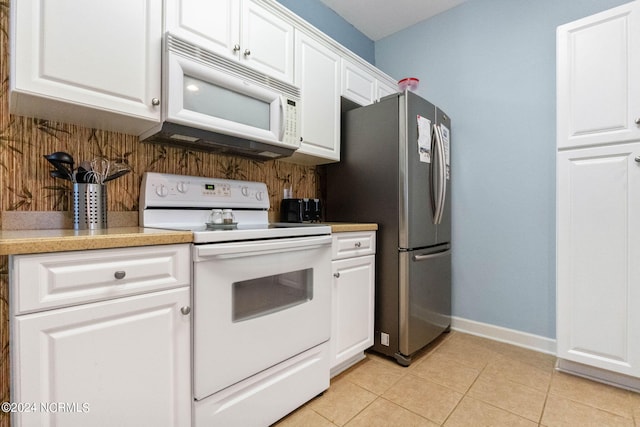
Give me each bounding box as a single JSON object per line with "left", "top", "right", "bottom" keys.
{"left": 183, "top": 75, "right": 270, "bottom": 130}
{"left": 232, "top": 269, "right": 313, "bottom": 322}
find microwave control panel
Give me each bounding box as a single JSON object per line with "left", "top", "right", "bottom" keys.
{"left": 283, "top": 98, "right": 300, "bottom": 147}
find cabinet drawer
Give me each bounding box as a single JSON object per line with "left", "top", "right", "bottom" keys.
{"left": 11, "top": 244, "right": 190, "bottom": 315}
{"left": 332, "top": 231, "right": 376, "bottom": 260}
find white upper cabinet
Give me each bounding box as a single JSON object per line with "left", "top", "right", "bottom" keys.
{"left": 342, "top": 59, "right": 377, "bottom": 106}
{"left": 378, "top": 79, "right": 398, "bottom": 101}
{"left": 557, "top": 1, "right": 640, "bottom": 149}
{"left": 10, "top": 0, "right": 162, "bottom": 135}
{"left": 165, "top": 0, "right": 239, "bottom": 59}
{"left": 289, "top": 30, "right": 341, "bottom": 164}
{"left": 165, "top": 0, "right": 294, "bottom": 83}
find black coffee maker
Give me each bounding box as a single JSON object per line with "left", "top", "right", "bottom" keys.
{"left": 280, "top": 198, "right": 322, "bottom": 222}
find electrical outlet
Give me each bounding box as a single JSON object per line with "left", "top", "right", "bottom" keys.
{"left": 381, "top": 332, "right": 390, "bottom": 346}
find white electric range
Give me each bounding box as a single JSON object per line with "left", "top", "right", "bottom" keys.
{"left": 140, "top": 172, "right": 332, "bottom": 426}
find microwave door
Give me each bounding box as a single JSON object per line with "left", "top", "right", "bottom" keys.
{"left": 167, "top": 53, "right": 278, "bottom": 143}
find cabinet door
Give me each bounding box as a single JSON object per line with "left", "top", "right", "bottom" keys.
{"left": 377, "top": 80, "right": 398, "bottom": 101}
{"left": 12, "top": 288, "right": 191, "bottom": 427}
{"left": 557, "top": 1, "right": 640, "bottom": 149}
{"left": 165, "top": 0, "right": 240, "bottom": 60}
{"left": 293, "top": 31, "right": 341, "bottom": 164}
{"left": 331, "top": 255, "right": 375, "bottom": 371}
{"left": 557, "top": 143, "right": 640, "bottom": 377}
{"left": 242, "top": 0, "right": 294, "bottom": 83}
{"left": 10, "top": 0, "right": 161, "bottom": 134}
{"left": 342, "top": 60, "right": 377, "bottom": 106}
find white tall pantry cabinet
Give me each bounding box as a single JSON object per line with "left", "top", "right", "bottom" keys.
{"left": 556, "top": 1, "right": 640, "bottom": 388}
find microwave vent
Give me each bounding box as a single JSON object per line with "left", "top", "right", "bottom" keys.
{"left": 167, "top": 33, "right": 300, "bottom": 101}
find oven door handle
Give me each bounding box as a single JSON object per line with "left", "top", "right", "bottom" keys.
{"left": 194, "top": 235, "right": 332, "bottom": 260}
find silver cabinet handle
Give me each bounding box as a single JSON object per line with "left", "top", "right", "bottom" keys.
{"left": 333, "top": 272, "right": 340, "bottom": 278}
{"left": 114, "top": 271, "right": 126, "bottom": 280}
{"left": 181, "top": 306, "right": 191, "bottom": 315}
{"left": 151, "top": 98, "right": 160, "bottom": 106}
{"left": 635, "top": 155, "right": 640, "bottom": 162}
{"left": 244, "top": 49, "right": 251, "bottom": 56}
{"left": 355, "top": 242, "right": 362, "bottom": 248}
{"left": 233, "top": 44, "right": 241, "bottom": 52}
{"left": 635, "top": 117, "right": 640, "bottom": 125}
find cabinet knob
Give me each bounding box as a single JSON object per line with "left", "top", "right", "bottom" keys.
{"left": 151, "top": 98, "right": 160, "bottom": 106}
{"left": 244, "top": 49, "right": 251, "bottom": 57}
{"left": 181, "top": 306, "right": 191, "bottom": 315}
{"left": 114, "top": 271, "right": 126, "bottom": 280}
{"left": 233, "top": 44, "right": 241, "bottom": 52}
{"left": 635, "top": 155, "right": 640, "bottom": 163}
{"left": 355, "top": 242, "right": 362, "bottom": 248}
{"left": 635, "top": 117, "right": 640, "bottom": 125}
{"left": 333, "top": 272, "right": 340, "bottom": 278}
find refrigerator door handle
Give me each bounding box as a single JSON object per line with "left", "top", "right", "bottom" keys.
{"left": 429, "top": 124, "right": 438, "bottom": 224}
{"left": 438, "top": 124, "right": 447, "bottom": 223}
{"left": 412, "top": 248, "right": 451, "bottom": 262}
{"left": 433, "top": 124, "right": 447, "bottom": 224}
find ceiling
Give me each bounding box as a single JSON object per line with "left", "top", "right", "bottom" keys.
{"left": 318, "top": 0, "right": 467, "bottom": 41}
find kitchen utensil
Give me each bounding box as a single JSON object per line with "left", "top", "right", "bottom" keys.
{"left": 49, "top": 170, "right": 71, "bottom": 181}
{"left": 102, "top": 168, "right": 131, "bottom": 182}
{"left": 75, "top": 166, "right": 89, "bottom": 184}
{"left": 87, "top": 157, "right": 110, "bottom": 185}
{"left": 44, "top": 152, "right": 75, "bottom": 181}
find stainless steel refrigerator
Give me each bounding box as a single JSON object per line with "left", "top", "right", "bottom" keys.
{"left": 324, "top": 90, "right": 451, "bottom": 366}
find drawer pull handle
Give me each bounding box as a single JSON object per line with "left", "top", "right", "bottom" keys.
{"left": 333, "top": 272, "right": 340, "bottom": 278}
{"left": 354, "top": 242, "right": 362, "bottom": 248}
{"left": 181, "top": 306, "right": 191, "bottom": 315}
{"left": 114, "top": 271, "right": 126, "bottom": 280}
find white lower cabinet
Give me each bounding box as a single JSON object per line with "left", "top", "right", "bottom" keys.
{"left": 10, "top": 245, "right": 192, "bottom": 427}
{"left": 330, "top": 231, "right": 376, "bottom": 376}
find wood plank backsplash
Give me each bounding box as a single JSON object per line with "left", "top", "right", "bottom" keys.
{"left": 0, "top": 4, "right": 321, "bottom": 426}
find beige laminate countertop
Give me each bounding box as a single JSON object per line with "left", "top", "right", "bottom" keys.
{"left": 0, "top": 223, "right": 376, "bottom": 255}
{"left": 325, "top": 223, "right": 378, "bottom": 233}
{"left": 0, "top": 227, "right": 193, "bottom": 255}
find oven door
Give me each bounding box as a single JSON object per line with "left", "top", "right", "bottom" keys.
{"left": 192, "top": 235, "right": 332, "bottom": 400}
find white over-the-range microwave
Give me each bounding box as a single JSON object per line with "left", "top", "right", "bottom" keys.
{"left": 140, "top": 33, "right": 301, "bottom": 160}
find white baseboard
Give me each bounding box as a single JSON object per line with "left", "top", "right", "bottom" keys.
{"left": 451, "top": 316, "right": 557, "bottom": 355}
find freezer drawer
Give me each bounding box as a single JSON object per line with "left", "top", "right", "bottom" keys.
{"left": 398, "top": 245, "right": 451, "bottom": 359}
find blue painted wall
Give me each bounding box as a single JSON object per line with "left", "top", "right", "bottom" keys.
{"left": 375, "top": 0, "right": 632, "bottom": 338}
{"left": 276, "top": 0, "right": 375, "bottom": 64}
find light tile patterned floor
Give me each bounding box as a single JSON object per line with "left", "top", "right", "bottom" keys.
{"left": 274, "top": 331, "right": 640, "bottom": 426}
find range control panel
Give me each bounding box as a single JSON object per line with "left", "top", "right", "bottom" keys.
{"left": 140, "top": 172, "right": 269, "bottom": 210}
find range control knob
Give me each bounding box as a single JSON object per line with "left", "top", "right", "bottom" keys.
{"left": 256, "top": 191, "right": 265, "bottom": 201}
{"left": 176, "top": 182, "right": 188, "bottom": 193}
{"left": 241, "top": 186, "right": 250, "bottom": 197}
{"left": 155, "top": 184, "right": 169, "bottom": 197}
